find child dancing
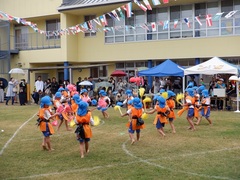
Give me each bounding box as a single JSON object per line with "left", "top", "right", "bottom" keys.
{"left": 121, "top": 97, "right": 145, "bottom": 144}
{"left": 75, "top": 101, "right": 92, "bottom": 158}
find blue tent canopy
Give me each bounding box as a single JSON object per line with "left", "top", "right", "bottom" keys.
{"left": 138, "top": 59, "right": 184, "bottom": 77}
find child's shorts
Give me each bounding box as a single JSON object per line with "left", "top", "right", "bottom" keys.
{"left": 168, "top": 118, "right": 174, "bottom": 122}
{"left": 187, "top": 108, "right": 194, "bottom": 118}
{"left": 201, "top": 107, "right": 210, "bottom": 117}
{"left": 77, "top": 137, "right": 90, "bottom": 143}
{"left": 128, "top": 122, "right": 140, "bottom": 134}
{"left": 156, "top": 119, "right": 165, "bottom": 129}
{"left": 42, "top": 123, "right": 52, "bottom": 137}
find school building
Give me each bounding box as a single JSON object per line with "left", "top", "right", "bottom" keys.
{"left": 0, "top": 0, "right": 240, "bottom": 92}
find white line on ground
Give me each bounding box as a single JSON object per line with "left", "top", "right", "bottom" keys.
{"left": 0, "top": 113, "right": 37, "bottom": 156}
{"left": 4, "top": 161, "right": 140, "bottom": 180}
{"left": 122, "top": 140, "right": 237, "bottom": 180}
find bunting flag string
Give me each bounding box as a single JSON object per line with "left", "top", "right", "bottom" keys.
{"left": 0, "top": 0, "right": 239, "bottom": 37}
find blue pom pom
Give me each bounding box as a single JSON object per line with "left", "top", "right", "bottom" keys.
{"left": 117, "top": 102, "right": 123, "bottom": 106}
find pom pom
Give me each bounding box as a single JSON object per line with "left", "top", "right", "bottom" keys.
{"left": 69, "top": 119, "right": 76, "bottom": 127}
{"left": 143, "top": 96, "right": 152, "bottom": 103}
{"left": 93, "top": 116, "right": 100, "bottom": 126}
{"left": 161, "top": 92, "right": 168, "bottom": 99}
{"left": 141, "top": 113, "right": 148, "bottom": 120}
{"left": 139, "top": 87, "right": 145, "bottom": 97}
{"left": 117, "top": 102, "right": 123, "bottom": 106}
{"left": 52, "top": 120, "right": 58, "bottom": 126}
{"left": 91, "top": 99, "right": 97, "bottom": 106}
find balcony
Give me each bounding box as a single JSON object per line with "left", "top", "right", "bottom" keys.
{"left": 11, "top": 33, "right": 61, "bottom": 51}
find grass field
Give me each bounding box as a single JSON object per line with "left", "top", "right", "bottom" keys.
{"left": 0, "top": 104, "right": 240, "bottom": 180}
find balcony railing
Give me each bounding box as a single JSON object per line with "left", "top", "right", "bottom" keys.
{"left": 11, "top": 33, "right": 61, "bottom": 50}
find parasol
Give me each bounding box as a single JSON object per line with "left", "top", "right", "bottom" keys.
{"left": 9, "top": 68, "right": 25, "bottom": 74}
{"left": 111, "top": 70, "right": 126, "bottom": 77}
{"left": 95, "top": 81, "right": 112, "bottom": 88}
{"left": 129, "top": 76, "right": 144, "bottom": 86}
{"left": 79, "top": 80, "right": 93, "bottom": 86}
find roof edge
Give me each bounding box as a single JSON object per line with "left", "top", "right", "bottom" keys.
{"left": 57, "top": 0, "right": 130, "bottom": 12}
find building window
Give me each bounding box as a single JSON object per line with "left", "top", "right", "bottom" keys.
{"left": 195, "top": 3, "right": 206, "bottom": 37}
{"left": 157, "top": 7, "right": 168, "bottom": 40}
{"left": 221, "top": 0, "right": 234, "bottom": 35}
{"left": 234, "top": 0, "right": 240, "bottom": 34}
{"left": 90, "top": 66, "right": 107, "bottom": 78}
{"left": 181, "top": 4, "right": 193, "bottom": 38}
{"left": 147, "top": 9, "right": 157, "bottom": 40}
{"left": 46, "top": 19, "right": 60, "bottom": 39}
{"left": 104, "top": 0, "right": 240, "bottom": 44}
{"left": 84, "top": 15, "right": 96, "bottom": 37}
{"left": 170, "top": 6, "right": 181, "bottom": 38}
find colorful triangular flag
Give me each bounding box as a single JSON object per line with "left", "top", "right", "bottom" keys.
{"left": 206, "top": 14, "right": 212, "bottom": 27}
{"left": 225, "top": 10, "right": 238, "bottom": 19}
{"left": 195, "top": 16, "right": 202, "bottom": 26}
{"left": 212, "top": 12, "right": 224, "bottom": 21}
{"left": 134, "top": 0, "right": 148, "bottom": 12}
{"left": 151, "top": 22, "right": 156, "bottom": 31}
{"left": 152, "top": 0, "right": 161, "bottom": 6}
{"left": 143, "top": 0, "right": 152, "bottom": 10}
{"left": 184, "top": 18, "right": 190, "bottom": 28}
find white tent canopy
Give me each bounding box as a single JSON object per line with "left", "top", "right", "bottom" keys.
{"left": 184, "top": 57, "right": 239, "bottom": 75}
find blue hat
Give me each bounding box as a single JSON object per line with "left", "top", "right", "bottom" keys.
{"left": 187, "top": 88, "right": 194, "bottom": 97}
{"left": 159, "top": 89, "right": 165, "bottom": 94}
{"left": 58, "top": 87, "right": 65, "bottom": 92}
{"left": 132, "top": 97, "right": 143, "bottom": 109}
{"left": 55, "top": 92, "right": 61, "bottom": 98}
{"left": 125, "top": 89, "right": 133, "bottom": 97}
{"left": 197, "top": 85, "right": 205, "bottom": 94}
{"left": 167, "top": 90, "right": 175, "bottom": 99}
{"left": 157, "top": 96, "right": 166, "bottom": 108}
{"left": 192, "top": 86, "right": 198, "bottom": 91}
{"left": 72, "top": 94, "right": 81, "bottom": 103}
{"left": 77, "top": 101, "right": 88, "bottom": 116}
{"left": 40, "top": 96, "right": 52, "bottom": 108}
{"left": 91, "top": 99, "right": 97, "bottom": 106}
{"left": 99, "top": 90, "right": 106, "bottom": 96}
{"left": 65, "top": 87, "right": 69, "bottom": 91}
{"left": 80, "top": 89, "right": 87, "bottom": 94}
{"left": 127, "top": 100, "right": 133, "bottom": 105}
{"left": 187, "top": 82, "right": 194, "bottom": 88}
{"left": 202, "top": 89, "right": 209, "bottom": 98}
{"left": 153, "top": 95, "right": 159, "bottom": 101}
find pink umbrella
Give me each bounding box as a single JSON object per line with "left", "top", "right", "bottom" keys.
{"left": 129, "top": 77, "right": 144, "bottom": 86}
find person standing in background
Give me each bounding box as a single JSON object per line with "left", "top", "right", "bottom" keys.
{"left": 6, "top": 78, "right": 18, "bottom": 105}
{"left": 153, "top": 77, "right": 160, "bottom": 94}
{"left": 88, "top": 76, "right": 95, "bottom": 99}
{"left": 50, "top": 77, "right": 59, "bottom": 99}
{"left": 0, "top": 80, "right": 5, "bottom": 103}
{"left": 76, "top": 77, "right": 82, "bottom": 93}
{"left": 109, "top": 77, "right": 115, "bottom": 91}
{"left": 34, "top": 76, "right": 44, "bottom": 104}
{"left": 19, "top": 79, "right": 27, "bottom": 105}
{"left": 44, "top": 79, "right": 51, "bottom": 96}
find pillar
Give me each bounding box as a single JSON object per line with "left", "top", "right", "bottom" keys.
{"left": 147, "top": 60, "right": 153, "bottom": 89}
{"left": 64, "top": 62, "right": 69, "bottom": 81}
{"left": 195, "top": 58, "right": 200, "bottom": 85}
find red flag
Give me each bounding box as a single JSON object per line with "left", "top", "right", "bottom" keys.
{"left": 125, "top": 2, "right": 132, "bottom": 18}
{"left": 143, "top": 0, "right": 152, "bottom": 10}
{"left": 206, "top": 14, "right": 212, "bottom": 27}
{"left": 134, "top": 0, "right": 147, "bottom": 12}
{"left": 163, "top": 0, "right": 169, "bottom": 3}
